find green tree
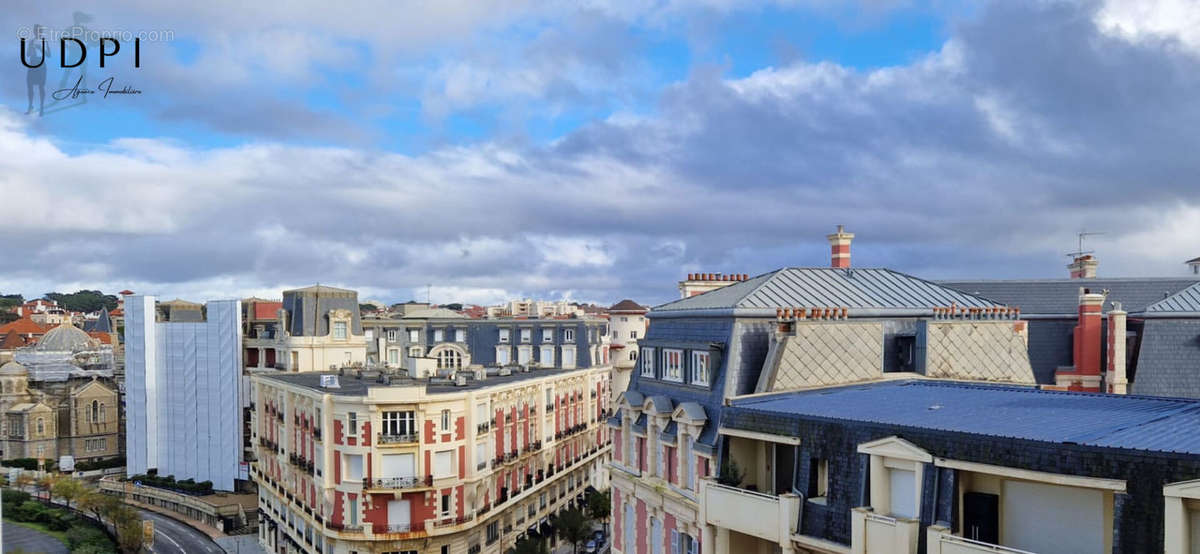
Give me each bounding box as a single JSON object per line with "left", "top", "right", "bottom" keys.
{"left": 43, "top": 290, "right": 118, "bottom": 313}
{"left": 718, "top": 457, "right": 745, "bottom": 487}
{"left": 51, "top": 475, "right": 87, "bottom": 510}
{"left": 0, "top": 311, "right": 18, "bottom": 324}
{"left": 0, "top": 293, "right": 23, "bottom": 309}
{"left": 586, "top": 489, "right": 611, "bottom": 536}
{"left": 511, "top": 535, "right": 551, "bottom": 554}
{"left": 554, "top": 507, "right": 593, "bottom": 554}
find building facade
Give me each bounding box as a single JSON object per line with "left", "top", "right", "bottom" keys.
{"left": 0, "top": 319, "right": 120, "bottom": 465}
{"left": 244, "top": 286, "right": 368, "bottom": 374}
{"left": 125, "top": 295, "right": 244, "bottom": 491}
{"left": 607, "top": 300, "right": 648, "bottom": 408}
{"left": 252, "top": 362, "right": 613, "bottom": 553}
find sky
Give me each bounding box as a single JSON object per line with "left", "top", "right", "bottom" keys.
{"left": 2, "top": 0, "right": 1200, "bottom": 307}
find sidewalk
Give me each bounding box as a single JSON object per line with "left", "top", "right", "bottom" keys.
{"left": 118, "top": 496, "right": 228, "bottom": 540}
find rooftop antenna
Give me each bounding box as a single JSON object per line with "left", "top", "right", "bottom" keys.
{"left": 1066, "top": 230, "right": 1105, "bottom": 259}
{"left": 426, "top": 283, "right": 432, "bottom": 305}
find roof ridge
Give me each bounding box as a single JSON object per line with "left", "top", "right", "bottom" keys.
{"left": 1143, "top": 281, "right": 1200, "bottom": 312}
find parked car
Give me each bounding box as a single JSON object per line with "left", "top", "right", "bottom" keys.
{"left": 584, "top": 539, "right": 597, "bottom": 553}
{"left": 592, "top": 530, "right": 607, "bottom": 547}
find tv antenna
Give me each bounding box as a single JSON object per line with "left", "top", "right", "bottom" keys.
{"left": 1066, "top": 230, "right": 1104, "bottom": 258}
{"left": 426, "top": 284, "right": 432, "bottom": 305}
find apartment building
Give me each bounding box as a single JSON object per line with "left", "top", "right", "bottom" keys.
{"left": 251, "top": 362, "right": 613, "bottom": 554}
{"left": 712, "top": 380, "right": 1200, "bottom": 553}
{"left": 361, "top": 313, "right": 611, "bottom": 376}
{"left": 244, "top": 285, "right": 367, "bottom": 373}
{"left": 606, "top": 299, "right": 647, "bottom": 407}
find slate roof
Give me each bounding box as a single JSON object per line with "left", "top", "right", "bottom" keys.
{"left": 726, "top": 380, "right": 1200, "bottom": 455}
{"left": 656, "top": 268, "right": 1001, "bottom": 315}
{"left": 1129, "top": 319, "right": 1200, "bottom": 400}
{"left": 939, "top": 278, "right": 1200, "bottom": 315}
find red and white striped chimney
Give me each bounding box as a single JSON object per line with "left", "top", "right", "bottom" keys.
{"left": 827, "top": 225, "right": 854, "bottom": 268}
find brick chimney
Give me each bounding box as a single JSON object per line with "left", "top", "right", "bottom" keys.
{"left": 1054, "top": 288, "right": 1105, "bottom": 392}
{"left": 1106, "top": 302, "right": 1128, "bottom": 394}
{"left": 827, "top": 225, "right": 854, "bottom": 268}
{"left": 1068, "top": 254, "right": 1098, "bottom": 279}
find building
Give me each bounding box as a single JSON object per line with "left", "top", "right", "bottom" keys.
{"left": 125, "top": 295, "right": 243, "bottom": 491}
{"left": 0, "top": 319, "right": 120, "bottom": 464}
{"left": 485, "top": 299, "right": 585, "bottom": 319}
{"left": 360, "top": 312, "right": 611, "bottom": 376}
{"left": 607, "top": 300, "right": 648, "bottom": 407}
{"left": 244, "top": 286, "right": 367, "bottom": 373}
{"left": 710, "top": 380, "right": 1200, "bottom": 553}
{"left": 609, "top": 227, "right": 1045, "bottom": 554}
{"left": 251, "top": 362, "right": 613, "bottom": 552}
{"left": 677, "top": 274, "right": 750, "bottom": 299}
{"left": 942, "top": 255, "right": 1200, "bottom": 398}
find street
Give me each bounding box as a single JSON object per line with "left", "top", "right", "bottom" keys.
{"left": 138, "top": 509, "right": 224, "bottom": 554}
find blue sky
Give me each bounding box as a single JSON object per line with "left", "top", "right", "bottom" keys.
{"left": 2, "top": 0, "right": 1200, "bottom": 306}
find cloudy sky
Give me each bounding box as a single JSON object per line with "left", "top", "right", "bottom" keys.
{"left": 2, "top": 0, "right": 1199, "bottom": 307}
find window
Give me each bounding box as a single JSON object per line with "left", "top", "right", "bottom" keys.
{"left": 808, "top": 458, "right": 829, "bottom": 504}
{"left": 520, "top": 328, "right": 532, "bottom": 343}
{"left": 497, "top": 347, "right": 510, "bottom": 365}
{"left": 348, "top": 412, "right": 358, "bottom": 434}
{"left": 487, "top": 522, "right": 500, "bottom": 544}
{"left": 434, "top": 329, "right": 444, "bottom": 342}
{"left": 437, "top": 349, "right": 462, "bottom": 369}
{"left": 441, "top": 494, "right": 451, "bottom": 517}
{"left": 382, "top": 411, "right": 415, "bottom": 437}
{"left": 99, "top": 403, "right": 106, "bottom": 421}
{"left": 85, "top": 438, "right": 107, "bottom": 452}
{"left": 36, "top": 417, "right": 44, "bottom": 436}
{"left": 408, "top": 329, "right": 420, "bottom": 343}
{"left": 563, "top": 328, "right": 575, "bottom": 343}
{"left": 640, "top": 348, "right": 655, "bottom": 377}
{"left": 672, "top": 531, "right": 697, "bottom": 554}
{"left": 561, "top": 346, "right": 576, "bottom": 369}
{"left": 344, "top": 454, "right": 364, "bottom": 481}
{"left": 630, "top": 330, "right": 637, "bottom": 339}
{"left": 499, "top": 328, "right": 510, "bottom": 343}
{"left": 333, "top": 321, "right": 348, "bottom": 340}
{"left": 349, "top": 498, "right": 359, "bottom": 527}
{"left": 631, "top": 350, "right": 637, "bottom": 361}
{"left": 542, "top": 328, "right": 554, "bottom": 343}
{"left": 455, "top": 329, "right": 465, "bottom": 342}
{"left": 441, "top": 409, "right": 451, "bottom": 431}
{"left": 91, "top": 400, "right": 99, "bottom": 422}
{"left": 434, "top": 450, "right": 453, "bottom": 478}
{"left": 540, "top": 346, "right": 554, "bottom": 366}
{"left": 663, "top": 349, "right": 683, "bottom": 382}
{"left": 387, "top": 330, "right": 398, "bottom": 342}
{"left": 683, "top": 438, "right": 694, "bottom": 490}
{"left": 387, "top": 349, "right": 399, "bottom": 365}
{"left": 690, "top": 351, "right": 710, "bottom": 385}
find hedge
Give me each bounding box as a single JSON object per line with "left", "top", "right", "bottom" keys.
{"left": 127, "top": 473, "right": 214, "bottom": 496}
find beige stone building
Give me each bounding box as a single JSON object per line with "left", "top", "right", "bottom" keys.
{"left": 0, "top": 320, "right": 120, "bottom": 464}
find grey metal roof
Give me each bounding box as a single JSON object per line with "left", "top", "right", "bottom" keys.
{"left": 727, "top": 380, "right": 1200, "bottom": 455}
{"left": 620, "top": 390, "right": 645, "bottom": 407}
{"left": 677, "top": 401, "right": 707, "bottom": 421}
{"left": 659, "top": 421, "right": 678, "bottom": 443}
{"left": 646, "top": 395, "right": 673, "bottom": 414}
{"left": 655, "top": 268, "right": 1001, "bottom": 315}
{"left": 1145, "top": 282, "right": 1200, "bottom": 313}
{"left": 260, "top": 366, "right": 595, "bottom": 396}
{"left": 939, "top": 278, "right": 1200, "bottom": 315}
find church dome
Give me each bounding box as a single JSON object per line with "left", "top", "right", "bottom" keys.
{"left": 35, "top": 320, "right": 95, "bottom": 352}
{"left": 0, "top": 361, "right": 28, "bottom": 376}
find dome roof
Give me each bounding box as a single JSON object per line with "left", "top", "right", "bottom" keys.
{"left": 0, "top": 361, "right": 28, "bottom": 375}
{"left": 35, "top": 320, "right": 95, "bottom": 352}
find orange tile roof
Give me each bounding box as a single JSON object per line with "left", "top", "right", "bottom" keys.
{"left": 0, "top": 317, "right": 46, "bottom": 336}
{"left": 88, "top": 332, "right": 113, "bottom": 344}
{"left": 253, "top": 302, "right": 283, "bottom": 320}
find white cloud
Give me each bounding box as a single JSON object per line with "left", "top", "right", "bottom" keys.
{"left": 1096, "top": 0, "right": 1200, "bottom": 52}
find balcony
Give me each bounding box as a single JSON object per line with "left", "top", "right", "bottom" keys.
{"left": 477, "top": 422, "right": 490, "bottom": 434}
{"left": 850, "top": 507, "right": 920, "bottom": 554}
{"left": 378, "top": 432, "right": 418, "bottom": 445}
{"left": 701, "top": 479, "right": 799, "bottom": 545}
{"left": 363, "top": 475, "right": 432, "bottom": 490}
{"left": 925, "top": 526, "right": 1036, "bottom": 554}
{"left": 432, "top": 515, "right": 472, "bottom": 529}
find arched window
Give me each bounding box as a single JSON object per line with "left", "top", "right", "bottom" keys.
{"left": 437, "top": 349, "right": 462, "bottom": 370}
{"left": 91, "top": 400, "right": 99, "bottom": 422}
{"left": 36, "top": 417, "right": 44, "bottom": 435}
{"left": 3, "top": 381, "right": 11, "bottom": 394}
{"left": 99, "top": 403, "right": 106, "bottom": 422}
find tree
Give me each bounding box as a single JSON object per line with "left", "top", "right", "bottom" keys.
{"left": 718, "top": 457, "right": 745, "bottom": 487}
{"left": 51, "top": 475, "right": 87, "bottom": 510}
{"left": 586, "top": 489, "right": 611, "bottom": 536}
{"left": 116, "top": 517, "right": 146, "bottom": 553}
{"left": 0, "top": 311, "right": 18, "bottom": 324}
{"left": 43, "top": 290, "right": 118, "bottom": 313}
{"left": 511, "top": 535, "right": 551, "bottom": 554}
{"left": 554, "top": 507, "right": 593, "bottom": 554}
{"left": 0, "top": 293, "right": 23, "bottom": 309}
{"left": 36, "top": 474, "right": 57, "bottom": 503}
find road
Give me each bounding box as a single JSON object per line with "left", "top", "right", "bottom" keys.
{"left": 137, "top": 509, "right": 224, "bottom": 554}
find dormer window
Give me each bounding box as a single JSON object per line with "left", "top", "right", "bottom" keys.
{"left": 332, "top": 321, "right": 348, "bottom": 340}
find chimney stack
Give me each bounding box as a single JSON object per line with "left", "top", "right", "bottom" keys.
{"left": 1068, "top": 254, "right": 1098, "bottom": 279}
{"left": 1106, "top": 302, "right": 1128, "bottom": 394}
{"left": 827, "top": 225, "right": 854, "bottom": 268}
{"left": 1054, "top": 288, "right": 1105, "bottom": 392}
